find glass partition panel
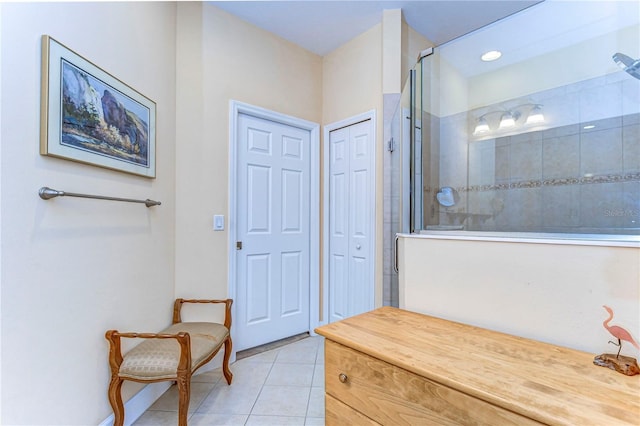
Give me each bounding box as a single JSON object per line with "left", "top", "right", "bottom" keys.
{"left": 418, "top": 0, "right": 640, "bottom": 235}
{"left": 392, "top": 75, "right": 413, "bottom": 235}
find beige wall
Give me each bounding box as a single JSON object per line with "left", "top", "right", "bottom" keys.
{"left": 383, "top": 10, "right": 402, "bottom": 94}
{"left": 399, "top": 235, "right": 640, "bottom": 356}
{"left": 323, "top": 24, "right": 383, "bottom": 126}
{"left": 174, "top": 3, "right": 323, "bottom": 308}
{"left": 384, "top": 9, "right": 432, "bottom": 95}
{"left": 322, "top": 24, "right": 384, "bottom": 306}
{"left": 403, "top": 22, "right": 433, "bottom": 90}
{"left": 0, "top": 2, "right": 177, "bottom": 423}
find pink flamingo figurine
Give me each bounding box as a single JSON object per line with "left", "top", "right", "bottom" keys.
{"left": 603, "top": 305, "right": 640, "bottom": 358}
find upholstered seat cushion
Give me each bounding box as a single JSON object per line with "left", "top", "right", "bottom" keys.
{"left": 118, "top": 322, "right": 229, "bottom": 380}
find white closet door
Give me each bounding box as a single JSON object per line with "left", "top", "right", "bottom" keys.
{"left": 328, "top": 120, "right": 374, "bottom": 323}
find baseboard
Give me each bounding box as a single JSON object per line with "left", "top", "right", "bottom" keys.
{"left": 98, "top": 381, "right": 172, "bottom": 426}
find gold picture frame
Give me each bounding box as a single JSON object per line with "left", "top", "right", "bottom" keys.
{"left": 40, "top": 35, "right": 156, "bottom": 178}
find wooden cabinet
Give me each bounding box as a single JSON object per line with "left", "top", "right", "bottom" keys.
{"left": 315, "top": 307, "right": 640, "bottom": 426}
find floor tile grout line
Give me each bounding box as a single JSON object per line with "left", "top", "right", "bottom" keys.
{"left": 303, "top": 345, "right": 320, "bottom": 423}
{"left": 188, "top": 373, "right": 224, "bottom": 416}
{"left": 244, "top": 348, "right": 279, "bottom": 424}
{"left": 195, "top": 346, "right": 281, "bottom": 419}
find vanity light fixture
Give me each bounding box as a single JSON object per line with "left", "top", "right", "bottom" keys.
{"left": 473, "top": 103, "right": 544, "bottom": 135}
{"left": 481, "top": 50, "right": 502, "bottom": 62}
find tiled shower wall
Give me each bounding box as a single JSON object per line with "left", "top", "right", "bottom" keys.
{"left": 467, "top": 114, "right": 639, "bottom": 233}
{"left": 428, "top": 73, "right": 640, "bottom": 234}
{"left": 383, "top": 93, "right": 401, "bottom": 307}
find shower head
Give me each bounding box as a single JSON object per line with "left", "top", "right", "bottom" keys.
{"left": 612, "top": 52, "right": 640, "bottom": 80}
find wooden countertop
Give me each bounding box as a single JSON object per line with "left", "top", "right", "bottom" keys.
{"left": 315, "top": 307, "right": 640, "bottom": 425}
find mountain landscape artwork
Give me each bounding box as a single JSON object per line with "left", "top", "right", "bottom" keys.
{"left": 41, "top": 35, "right": 156, "bottom": 177}
{"left": 61, "top": 60, "right": 150, "bottom": 167}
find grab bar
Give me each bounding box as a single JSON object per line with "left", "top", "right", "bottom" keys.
{"left": 38, "top": 187, "right": 161, "bottom": 208}
{"left": 394, "top": 234, "right": 400, "bottom": 273}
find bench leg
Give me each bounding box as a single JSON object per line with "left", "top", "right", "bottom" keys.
{"left": 177, "top": 373, "right": 191, "bottom": 426}
{"left": 107, "top": 375, "right": 125, "bottom": 426}
{"left": 223, "top": 336, "right": 233, "bottom": 385}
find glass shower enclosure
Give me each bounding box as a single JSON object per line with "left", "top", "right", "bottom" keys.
{"left": 412, "top": 0, "right": 640, "bottom": 236}
{"left": 385, "top": 0, "right": 639, "bottom": 307}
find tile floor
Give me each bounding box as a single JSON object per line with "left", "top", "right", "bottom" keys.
{"left": 133, "top": 336, "right": 325, "bottom": 425}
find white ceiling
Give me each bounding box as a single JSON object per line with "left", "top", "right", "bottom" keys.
{"left": 209, "top": 0, "right": 542, "bottom": 56}
{"left": 440, "top": 0, "right": 640, "bottom": 77}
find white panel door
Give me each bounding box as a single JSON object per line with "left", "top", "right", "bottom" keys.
{"left": 329, "top": 120, "right": 374, "bottom": 323}
{"left": 236, "top": 113, "right": 310, "bottom": 351}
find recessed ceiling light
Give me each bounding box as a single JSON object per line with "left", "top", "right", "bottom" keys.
{"left": 481, "top": 50, "right": 502, "bottom": 62}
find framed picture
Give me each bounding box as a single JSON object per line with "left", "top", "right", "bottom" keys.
{"left": 40, "top": 35, "right": 156, "bottom": 178}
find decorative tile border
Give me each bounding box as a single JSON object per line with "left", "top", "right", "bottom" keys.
{"left": 425, "top": 172, "right": 640, "bottom": 194}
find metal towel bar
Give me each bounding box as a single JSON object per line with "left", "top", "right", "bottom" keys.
{"left": 38, "top": 187, "right": 161, "bottom": 208}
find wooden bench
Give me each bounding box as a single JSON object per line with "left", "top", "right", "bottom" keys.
{"left": 105, "top": 298, "right": 233, "bottom": 426}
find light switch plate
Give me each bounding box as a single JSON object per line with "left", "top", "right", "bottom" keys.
{"left": 213, "top": 215, "right": 224, "bottom": 231}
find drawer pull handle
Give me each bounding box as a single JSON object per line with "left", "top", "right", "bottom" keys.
{"left": 338, "top": 373, "right": 348, "bottom": 383}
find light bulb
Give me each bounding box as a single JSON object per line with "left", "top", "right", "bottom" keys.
{"left": 474, "top": 117, "right": 490, "bottom": 134}
{"left": 499, "top": 112, "right": 516, "bottom": 129}
{"left": 526, "top": 105, "right": 545, "bottom": 125}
